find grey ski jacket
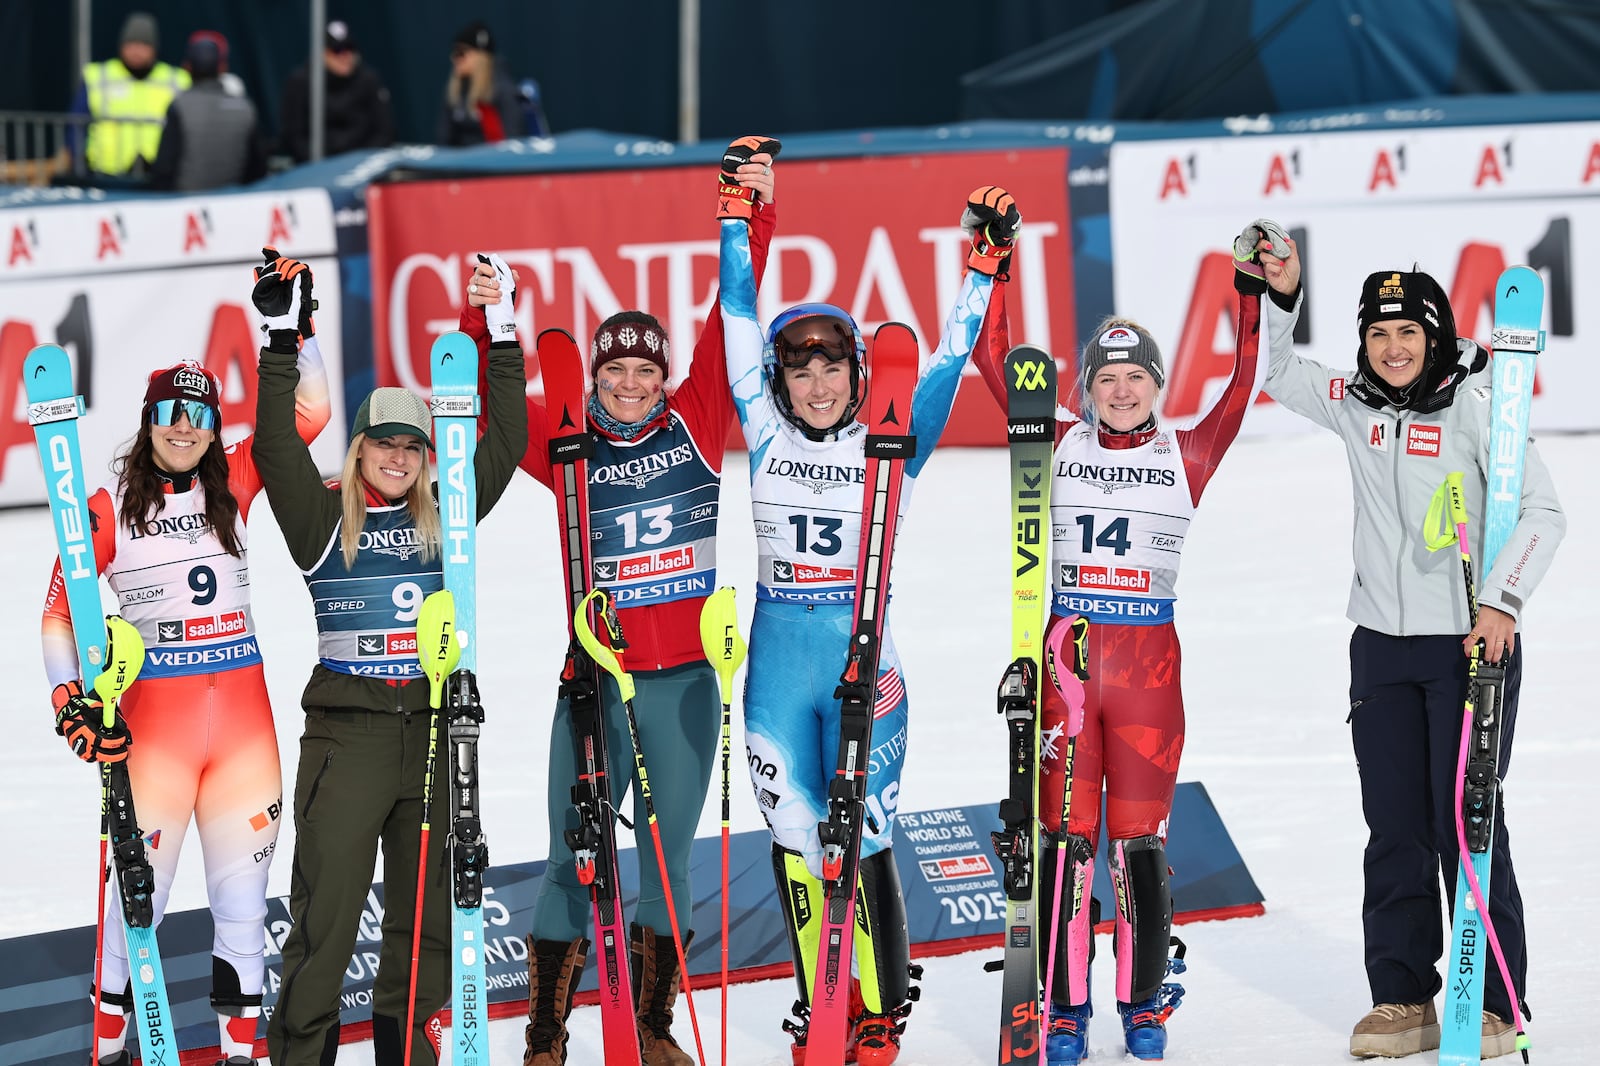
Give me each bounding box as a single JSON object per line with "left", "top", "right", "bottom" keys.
{"left": 1264, "top": 292, "right": 1564, "bottom": 636}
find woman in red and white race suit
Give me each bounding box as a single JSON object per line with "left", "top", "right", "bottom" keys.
{"left": 40, "top": 265, "right": 330, "bottom": 1066}
{"left": 974, "top": 232, "right": 1281, "bottom": 1062}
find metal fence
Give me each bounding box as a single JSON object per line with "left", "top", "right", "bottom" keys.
{"left": 0, "top": 111, "right": 167, "bottom": 186}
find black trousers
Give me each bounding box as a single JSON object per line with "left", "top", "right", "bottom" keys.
{"left": 1348, "top": 627, "right": 1527, "bottom": 1021}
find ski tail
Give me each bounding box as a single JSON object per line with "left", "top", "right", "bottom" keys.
{"left": 1437, "top": 266, "right": 1543, "bottom": 1065}
{"left": 540, "top": 327, "right": 643, "bottom": 1065}
{"left": 805, "top": 323, "right": 920, "bottom": 1065}
{"left": 25, "top": 344, "right": 180, "bottom": 1066}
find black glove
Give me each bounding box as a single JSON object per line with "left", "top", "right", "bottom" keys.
{"left": 52, "top": 680, "right": 131, "bottom": 764}
{"left": 962, "top": 185, "right": 1021, "bottom": 245}
{"left": 252, "top": 247, "right": 316, "bottom": 344}
{"left": 963, "top": 186, "right": 1021, "bottom": 277}
{"left": 1232, "top": 219, "right": 1291, "bottom": 297}
{"left": 720, "top": 135, "right": 783, "bottom": 178}
{"left": 717, "top": 135, "right": 782, "bottom": 220}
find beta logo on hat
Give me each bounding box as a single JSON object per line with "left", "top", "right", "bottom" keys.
{"left": 352, "top": 387, "right": 433, "bottom": 450}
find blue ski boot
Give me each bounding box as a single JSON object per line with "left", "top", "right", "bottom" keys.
{"left": 1117, "top": 950, "right": 1186, "bottom": 1061}
{"left": 1045, "top": 1001, "right": 1091, "bottom": 1065}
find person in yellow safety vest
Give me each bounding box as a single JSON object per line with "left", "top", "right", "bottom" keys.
{"left": 77, "top": 12, "right": 190, "bottom": 178}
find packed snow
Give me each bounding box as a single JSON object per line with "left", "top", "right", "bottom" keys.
{"left": 3, "top": 426, "right": 1594, "bottom": 1065}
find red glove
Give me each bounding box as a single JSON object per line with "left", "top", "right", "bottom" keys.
{"left": 52, "top": 680, "right": 131, "bottom": 764}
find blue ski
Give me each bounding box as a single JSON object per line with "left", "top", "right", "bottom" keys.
{"left": 25, "top": 343, "right": 180, "bottom": 1066}
{"left": 430, "top": 330, "right": 490, "bottom": 1065}
{"left": 1437, "top": 266, "right": 1543, "bottom": 1065}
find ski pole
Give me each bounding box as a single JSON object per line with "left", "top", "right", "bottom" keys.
{"left": 1424, "top": 473, "right": 1528, "bottom": 1053}
{"left": 577, "top": 587, "right": 709, "bottom": 1066}
{"left": 89, "top": 617, "right": 145, "bottom": 1065}
{"left": 406, "top": 591, "right": 460, "bottom": 1066}
{"left": 699, "top": 587, "right": 747, "bottom": 1066}
{"left": 1040, "top": 614, "right": 1088, "bottom": 1034}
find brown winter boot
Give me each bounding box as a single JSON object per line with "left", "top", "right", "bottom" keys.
{"left": 631, "top": 923, "right": 695, "bottom": 1066}
{"left": 522, "top": 935, "right": 588, "bottom": 1066}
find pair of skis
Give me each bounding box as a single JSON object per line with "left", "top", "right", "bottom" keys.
{"left": 1428, "top": 266, "right": 1543, "bottom": 1065}
{"left": 25, "top": 345, "right": 180, "bottom": 1065}
{"left": 986, "top": 344, "right": 1060, "bottom": 1065}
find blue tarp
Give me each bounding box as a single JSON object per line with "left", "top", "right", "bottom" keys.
{"left": 0, "top": 786, "right": 1262, "bottom": 1064}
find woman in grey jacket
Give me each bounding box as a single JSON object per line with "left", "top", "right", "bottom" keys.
{"left": 1241, "top": 222, "right": 1563, "bottom": 1061}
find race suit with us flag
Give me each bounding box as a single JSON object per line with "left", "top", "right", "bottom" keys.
{"left": 719, "top": 215, "right": 996, "bottom": 879}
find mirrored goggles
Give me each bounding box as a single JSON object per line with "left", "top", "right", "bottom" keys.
{"left": 148, "top": 398, "right": 218, "bottom": 430}
{"left": 773, "top": 318, "right": 856, "bottom": 369}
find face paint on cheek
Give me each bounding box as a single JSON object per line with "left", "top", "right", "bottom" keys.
{"left": 597, "top": 379, "right": 615, "bottom": 392}
{"left": 649, "top": 382, "right": 662, "bottom": 396}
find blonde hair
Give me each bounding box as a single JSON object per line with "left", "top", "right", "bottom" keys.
{"left": 1078, "top": 314, "right": 1161, "bottom": 426}
{"left": 446, "top": 51, "right": 495, "bottom": 109}
{"left": 338, "top": 435, "right": 442, "bottom": 569}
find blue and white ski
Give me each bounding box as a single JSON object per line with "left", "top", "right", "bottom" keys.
{"left": 430, "top": 330, "right": 490, "bottom": 1066}
{"left": 25, "top": 343, "right": 180, "bottom": 1066}
{"left": 1438, "top": 266, "right": 1543, "bottom": 1065}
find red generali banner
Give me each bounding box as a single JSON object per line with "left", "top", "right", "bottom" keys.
{"left": 367, "top": 148, "right": 1075, "bottom": 445}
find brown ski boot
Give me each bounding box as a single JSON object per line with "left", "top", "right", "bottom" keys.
{"left": 631, "top": 923, "right": 695, "bottom": 1066}
{"left": 522, "top": 936, "right": 588, "bottom": 1066}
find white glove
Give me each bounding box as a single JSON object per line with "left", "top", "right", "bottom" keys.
{"left": 480, "top": 253, "right": 517, "bottom": 340}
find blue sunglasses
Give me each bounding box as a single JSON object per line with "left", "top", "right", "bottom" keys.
{"left": 149, "top": 398, "right": 218, "bottom": 430}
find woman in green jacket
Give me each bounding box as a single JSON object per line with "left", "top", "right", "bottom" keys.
{"left": 251, "top": 251, "right": 528, "bottom": 1066}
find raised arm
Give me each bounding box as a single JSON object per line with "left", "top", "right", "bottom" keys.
{"left": 718, "top": 137, "right": 785, "bottom": 464}
{"left": 249, "top": 252, "right": 343, "bottom": 569}
{"left": 471, "top": 252, "right": 531, "bottom": 518}
{"left": 671, "top": 136, "right": 780, "bottom": 461}
{"left": 904, "top": 186, "right": 1018, "bottom": 475}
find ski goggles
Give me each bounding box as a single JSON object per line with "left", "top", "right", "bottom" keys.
{"left": 772, "top": 317, "right": 858, "bottom": 368}
{"left": 148, "top": 398, "right": 218, "bottom": 431}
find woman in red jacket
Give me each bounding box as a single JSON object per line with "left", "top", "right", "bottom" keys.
{"left": 458, "top": 142, "right": 776, "bottom": 1065}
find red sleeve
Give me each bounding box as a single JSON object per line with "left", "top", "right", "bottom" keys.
{"left": 1176, "top": 291, "right": 1262, "bottom": 503}
{"left": 668, "top": 200, "right": 778, "bottom": 468}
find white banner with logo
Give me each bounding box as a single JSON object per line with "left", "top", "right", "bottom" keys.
{"left": 0, "top": 190, "right": 343, "bottom": 506}
{"left": 1108, "top": 120, "right": 1600, "bottom": 435}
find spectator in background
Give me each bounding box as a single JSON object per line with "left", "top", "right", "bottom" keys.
{"left": 73, "top": 12, "right": 190, "bottom": 180}
{"left": 278, "top": 20, "right": 395, "bottom": 164}
{"left": 437, "top": 20, "right": 526, "bottom": 146}
{"left": 149, "top": 32, "right": 267, "bottom": 192}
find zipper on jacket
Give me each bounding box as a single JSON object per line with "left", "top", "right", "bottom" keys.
{"left": 1391, "top": 413, "right": 1406, "bottom": 633}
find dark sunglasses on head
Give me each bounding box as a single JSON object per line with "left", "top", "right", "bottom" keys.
{"left": 774, "top": 319, "right": 855, "bottom": 369}
{"left": 149, "top": 398, "right": 218, "bottom": 431}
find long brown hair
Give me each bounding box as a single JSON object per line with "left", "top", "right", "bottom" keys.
{"left": 337, "top": 435, "right": 441, "bottom": 569}
{"left": 113, "top": 424, "right": 243, "bottom": 556}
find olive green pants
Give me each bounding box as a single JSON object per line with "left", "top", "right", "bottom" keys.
{"left": 266, "top": 707, "right": 450, "bottom": 1066}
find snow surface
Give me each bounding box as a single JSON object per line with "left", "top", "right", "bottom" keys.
{"left": 2, "top": 430, "right": 1595, "bottom": 1065}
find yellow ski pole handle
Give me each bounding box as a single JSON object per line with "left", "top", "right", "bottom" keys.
{"left": 94, "top": 616, "right": 146, "bottom": 725}
{"left": 1424, "top": 471, "right": 1471, "bottom": 554}
{"left": 698, "top": 586, "right": 747, "bottom": 705}
{"left": 576, "top": 587, "right": 636, "bottom": 704}
{"left": 416, "top": 590, "right": 461, "bottom": 710}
